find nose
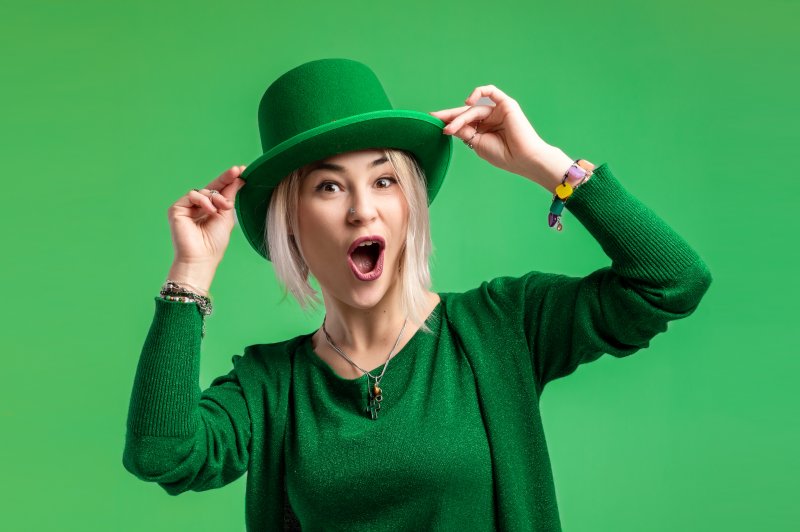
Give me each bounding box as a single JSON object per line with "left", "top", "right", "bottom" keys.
{"left": 347, "top": 188, "right": 378, "bottom": 225}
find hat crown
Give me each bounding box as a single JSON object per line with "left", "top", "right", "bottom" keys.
{"left": 257, "top": 59, "right": 393, "bottom": 153}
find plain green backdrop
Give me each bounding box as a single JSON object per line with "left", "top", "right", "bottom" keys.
{"left": 2, "top": 0, "right": 797, "bottom": 530}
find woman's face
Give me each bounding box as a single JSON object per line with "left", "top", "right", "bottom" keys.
{"left": 296, "top": 149, "right": 409, "bottom": 310}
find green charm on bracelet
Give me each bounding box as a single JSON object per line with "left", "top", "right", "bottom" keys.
{"left": 547, "top": 158, "right": 596, "bottom": 232}
{"left": 549, "top": 199, "right": 565, "bottom": 216}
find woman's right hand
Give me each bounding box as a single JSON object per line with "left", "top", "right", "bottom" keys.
{"left": 166, "top": 165, "right": 247, "bottom": 292}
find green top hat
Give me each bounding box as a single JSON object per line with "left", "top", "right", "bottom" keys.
{"left": 235, "top": 58, "right": 453, "bottom": 261}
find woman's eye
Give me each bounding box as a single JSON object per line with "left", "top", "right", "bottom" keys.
{"left": 375, "top": 176, "right": 397, "bottom": 188}
{"left": 316, "top": 181, "right": 341, "bottom": 193}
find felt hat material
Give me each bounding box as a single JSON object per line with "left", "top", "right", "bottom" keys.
{"left": 235, "top": 58, "right": 453, "bottom": 261}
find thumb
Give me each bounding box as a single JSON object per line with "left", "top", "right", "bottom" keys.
{"left": 221, "top": 176, "right": 247, "bottom": 202}
{"left": 235, "top": 166, "right": 248, "bottom": 191}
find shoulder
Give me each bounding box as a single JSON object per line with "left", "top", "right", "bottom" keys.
{"left": 438, "top": 271, "right": 579, "bottom": 339}
{"left": 244, "top": 333, "right": 310, "bottom": 358}
{"left": 230, "top": 332, "right": 313, "bottom": 378}
{"left": 442, "top": 270, "right": 566, "bottom": 310}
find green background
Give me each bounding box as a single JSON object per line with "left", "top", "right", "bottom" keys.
{"left": 2, "top": 0, "right": 796, "bottom": 530}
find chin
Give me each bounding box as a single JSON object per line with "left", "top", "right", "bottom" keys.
{"left": 321, "top": 269, "right": 399, "bottom": 311}
{"left": 345, "top": 277, "right": 397, "bottom": 310}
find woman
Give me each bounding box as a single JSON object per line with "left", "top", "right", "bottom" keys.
{"left": 123, "top": 59, "right": 712, "bottom": 531}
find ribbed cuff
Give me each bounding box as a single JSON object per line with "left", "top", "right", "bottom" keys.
{"left": 564, "top": 163, "right": 704, "bottom": 283}
{"left": 125, "top": 297, "right": 203, "bottom": 437}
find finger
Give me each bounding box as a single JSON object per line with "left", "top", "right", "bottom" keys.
{"left": 429, "top": 105, "right": 471, "bottom": 122}
{"left": 207, "top": 190, "right": 230, "bottom": 211}
{"left": 219, "top": 168, "right": 248, "bottom": 202}
{"left": 172, "top": 189, "right": 219, "bottom": 215}
{"left": 451, "top": 122, "right": 481, "bottom": 146}
{"left": 211, "top": 189, "right": 241, "bottom": 212}
{"left": 173, "top": 188, "right": 200, "bottom": 210}
{"left": 204, "top": 165, "right": 246, "bottom": 192}
{"left": 190, "top": 189, "right": 220, "bottom": 215}
{"left": 465, "top": 85, "right": 514, "bottom": 107}
{"left": 441, "top": 105, "right": 494, "bottom": 135}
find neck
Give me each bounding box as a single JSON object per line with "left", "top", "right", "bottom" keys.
{"left": 320, "top": 281, "right": 407, "bottom": 354}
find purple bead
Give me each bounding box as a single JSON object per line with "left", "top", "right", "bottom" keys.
{"left": 548, "top": 213, "right": 560, "bottom": 227}
{"left": 568, "top": 165, "right": 586, "bottom": 181}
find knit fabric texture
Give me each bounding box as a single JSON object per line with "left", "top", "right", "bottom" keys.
{"left": 286, "top": 302, "right": 495, "bottom": 530}
{"left": 123, "top": 162, "right": 713, "bottom": 531}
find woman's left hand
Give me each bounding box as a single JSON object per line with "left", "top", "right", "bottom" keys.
{"left": 430, "top": 85, "right": 572, "bottom": 191}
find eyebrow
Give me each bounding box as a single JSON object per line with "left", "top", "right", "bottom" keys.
{"left": 309, "top": 156, "right": 389, "bottom": 173}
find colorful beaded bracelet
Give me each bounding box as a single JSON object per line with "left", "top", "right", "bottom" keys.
{"left": 547, "top": 159, "right": 595, "bottom": 231}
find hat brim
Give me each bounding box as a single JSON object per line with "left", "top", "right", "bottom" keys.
{"left": 235, "top": 109, "right": 453, "bottom": 260}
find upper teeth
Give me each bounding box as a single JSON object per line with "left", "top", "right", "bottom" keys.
{"left": 358, "top": 240, "right": 378, "bottom": 247}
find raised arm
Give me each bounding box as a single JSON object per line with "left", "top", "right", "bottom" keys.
{"left": 477, "top": 162, "right": 711, "bottom": 394}
{"left": 431, "top": 86, "right": 712, "bottom": 394}
{"left": 123, "top": 166, "right": 252, "bottom": 493}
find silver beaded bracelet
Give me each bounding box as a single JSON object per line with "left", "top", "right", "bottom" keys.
{"left": 159, "top": 280, "right": 213, "bottom": 338}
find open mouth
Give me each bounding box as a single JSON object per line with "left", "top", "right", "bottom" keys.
{"left": 347, "top": 236, "right": 385, "bottom": 281}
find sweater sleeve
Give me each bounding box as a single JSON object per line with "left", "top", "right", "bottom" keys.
{"left": 122, "top": 297, "right": 251, "bottom": 494}
{"left": 483, "top": 163, "right": 713, "bottom": 395}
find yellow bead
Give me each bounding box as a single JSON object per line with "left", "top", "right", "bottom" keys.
{"left": 373, "top": 385, "right": 382, "bottom": 396}
{"left": 555, "top": 182, "right": 573, "bottom": 200}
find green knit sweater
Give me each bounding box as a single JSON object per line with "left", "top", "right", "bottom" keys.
{"left": 123, "top": 163, "right": 713, "bottom": 531}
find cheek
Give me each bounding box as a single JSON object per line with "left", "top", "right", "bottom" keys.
{"left": 295, "top": 204, "right": 339, "bottom": 265}
{"left": 295, "top": 205, "right": 320, "bottom": 255}
{"left": 296, "top": 198, "right": 329, "bottom": 235}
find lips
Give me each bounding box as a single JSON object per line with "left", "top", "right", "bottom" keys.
{"left": 347, "top": 235, "right": 385, "bottom": 281}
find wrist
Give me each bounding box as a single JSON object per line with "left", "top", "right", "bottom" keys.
{"left": 167, "top": 262, "right": 217, "bottom": 296}
{"left": 521, "top": 145, "right": 575, "bottom": 192}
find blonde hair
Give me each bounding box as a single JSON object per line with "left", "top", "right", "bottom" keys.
{"left": 266, "top": 149, "right": 435, "bottom": 331}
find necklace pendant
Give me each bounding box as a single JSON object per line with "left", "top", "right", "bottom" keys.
{"left": 322, "top": 315, "right": 408, "bottom": 420}
{"left": 366, "top": 386, "right": 383, "bottom": 420}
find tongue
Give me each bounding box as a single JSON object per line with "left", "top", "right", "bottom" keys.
{"left": 351, "top": 247, "right": 377, "bottom": 273}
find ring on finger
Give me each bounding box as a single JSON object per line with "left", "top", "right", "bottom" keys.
{"left": 191, "top": 188, "right": 221, "bottom": 208}
{"left": 465, "top": 120, "right": 482, "bottom": 150}
{"left": 191, "top": 188, "right": 220, "bottom": 198}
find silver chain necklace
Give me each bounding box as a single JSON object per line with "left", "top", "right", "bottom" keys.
{"left": 321, "top": 316, "right": 408, "bottom": 420}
